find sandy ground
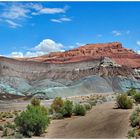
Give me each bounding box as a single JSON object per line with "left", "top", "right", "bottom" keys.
{"left": 0, "top": 95, "right": 133, "bottom": 138}
{"left": 45, "top": 101, "right": 132, "bottom": 139}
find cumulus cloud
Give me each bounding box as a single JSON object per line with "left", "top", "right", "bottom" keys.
{"left": 9, "top": 39, "right": 85, "bottom": 58}
{"left": 51, "top": 17, "right": 71, "bottom": 23}
{"left": 33, "top": 39, "right": 64, "bottom": 52}
{"left": 10, "top": 39, "right": 65, "bottom": 58}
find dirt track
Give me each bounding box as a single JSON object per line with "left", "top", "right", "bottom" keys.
{"left": 45, "top": 102, "right": 132, "bottom": 138}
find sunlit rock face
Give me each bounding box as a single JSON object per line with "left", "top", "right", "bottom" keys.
{"left": 20, "top": 42, "right": 140, "bottom": 68}
{"left": 0, "top": 42, "right": 140, "bottom": 98}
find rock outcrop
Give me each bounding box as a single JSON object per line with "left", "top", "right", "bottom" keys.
{"left": 0, "top": 42, "right": 140, "bottom": 98}
{"left": 21, "top": 42, "right": 140, "bottom": 68}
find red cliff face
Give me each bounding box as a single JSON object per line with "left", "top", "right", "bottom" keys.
{"left": 21, "top": 42, "right": 140, "bottom": 68}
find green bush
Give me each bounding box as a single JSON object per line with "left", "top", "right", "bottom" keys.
{"left": 127, "top": 87, "right": 137, "bottom": 96}
{"left": 82, "top": 103, "right": 92, "bottom": 110}
{"left": 14, "top": 105, "right": 50, "bottom": 137}
{"left": 116, "top": 94, "right": 133, "bottom": 109}
{"left": 31, "top": 97, "right": 41, "bottom": 106}
{"left": 130, "top": 107, "right": 140, "bottom": 127}
{"left": 128, "top": 129, "right": 137, "bottom": 139}
{"left": 60, "top": 100, "right": 73, "bottom": 117}
{"left": 51, "top": 97, "right": 64, "bottom": 113}
{"left": 134, "top": 93, "right": 140, "bottom": 104}
{"left": 73, "top": 104, "right": 86, "bottom": 116}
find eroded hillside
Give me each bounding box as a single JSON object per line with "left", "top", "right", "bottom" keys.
{"left": 0, "top": 42, "right": 140, "bottom": 98}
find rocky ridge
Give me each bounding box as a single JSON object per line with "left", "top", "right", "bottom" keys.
{"left": 21, "top": 42, "right": 140, "bottom": 68}
{"left": 0, "top": 42, "right": 140, "bottom": 98}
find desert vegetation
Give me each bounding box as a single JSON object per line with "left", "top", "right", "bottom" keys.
{"left": 128, "top": 107, "right": 140, "bottom": 138}
{"left": 0, "top": 98, "right": 50, "bottom": 138}
{"left": 49, "top": 97, "right": 93, "bottom": 119}
{"left": 0, "top": 96, "right": 95, "bottom": 138}
{"left": 116, "top": 94, "right": 133, "bottom": 109}
{"left": 123, "top": 87, "right": 140, "bottom": 138}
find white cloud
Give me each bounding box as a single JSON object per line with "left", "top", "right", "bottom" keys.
{"left": 136, "top": 40, "right": 140, "bottom": 46}
{"left": 5, "top": 19, "right": 22, "bottom": 28}
{"left": 32, "top": 5, "right": 68, "bottom": 15}
{"left": 51, "top": 17, "right": 71, "bottom": 23}
{"left": 112, "top": 30, "right": 130, "bottom": 37}
{"left": 10, "top": 39, "right": 84, "bottom": 58}
{"left": 11, "top": 52, "right": 24, "bottom": 58}
{"left": 33, "top": 7, "right": 65, "bottom": 15}
{"left": 112, "top": 30, "right": 122, "bottom": 36}
{"left": 0, "top": 3, "right": 70, "bottom": 28}
{"left": 50, "top": 19, "right": 62, "bottom": 23}
{"left": 25, "top": 51, "right": 44, "bottom": 57}
{"left": 10, "top": 39, "right": 65, "bottom": 58}
{"left": 34, "top": 39, "right": 64, "bottom": 53}
{"left": 1, "top": 4, "right": 30, "bottom": 20}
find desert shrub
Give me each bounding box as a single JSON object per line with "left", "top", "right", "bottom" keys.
{"left": 73, "top": 104, "right": 86, "bottom": 116}
{"left": 48, "top": 107, "right": 53, "bottom": 115}
{"left": 88, "top": 100, "right": 97, "bottom": 106}
{"left": 14, "top": 105, "right": 50, "bottom": 137}
{"left": 2, "top": 112, "right": 7, "bottom": 118}
{"left": 0, "top": 125, "right": 3, "bottom": 131}
{"left": 4, "top": 123, "right": 16, "bottom": 130}
{"left": 2, "top": 128, "right": 8, "bottom": 137}
{"left": 52, "top": 113, "right": 64, "bottom": 120}
{"left": 14, "top": 132, "right": 24, "bottom": 139}
{"left": 60, "top": 100, "right": 73, "bottom": 117}
{"left": 8, "top": 113, "right": 13, "bottom": 118}
{"left": 116, "top": 94, "right": 133, "bottom": 109}
{"left": 51, "top": 97, "right": 64, "bottom": 113}
{"left": 134, "top": 93, "right": 140, "bottom": 104}
{"left": 31, "top": 97, "right": 40, "bottom": 106}
{"left": 128, "top": 129, "right": 137, "bottom": 139}
{"left": 2, "top": 123, "right": 16, "bottom": 137}
{"left": 127, "top": 87, "right": 137, "bottom": 96}
{"left": 82, "top": 103, "right": 92, "bottom": 110}
{"left": 130, "top": 107, "right": 140, "bottom": 127}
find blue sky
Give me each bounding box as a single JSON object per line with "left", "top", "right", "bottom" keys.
{"left": 0, "top": 1, "right": 140, "bottom": 57}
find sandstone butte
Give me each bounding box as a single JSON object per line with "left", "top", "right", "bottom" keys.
{"left": 18, "top": 42, "right": 140, "bottom": 68}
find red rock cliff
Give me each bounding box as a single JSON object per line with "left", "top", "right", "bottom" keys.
{"left": 21, "top": 42, "right": 140, "bottom": 68}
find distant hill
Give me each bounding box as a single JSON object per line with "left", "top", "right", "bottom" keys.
{"left": 0, "top": 42, "right": 140, "bottom": 98}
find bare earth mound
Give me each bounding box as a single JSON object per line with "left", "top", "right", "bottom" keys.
{"left": 45, "top": 102, "right": 132, "bottom": 138}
